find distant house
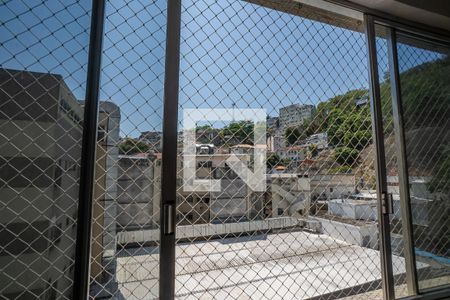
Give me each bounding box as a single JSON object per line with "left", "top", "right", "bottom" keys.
{"left": 196, "top": 127, "right": 221, "bottom": 145}
{"left": 276, "top": 145, "right": 308, "bottom": 162}
{"left": 272, "top": 165, "right": 287, "bottom": 174}
{"left": 196, "top": 143, "right": 215, "bottom": 154}
{"left": 230, "top": 144, "right": 254, "bottom": 155}
{"left": 303, "top": 132, "right": 328, "bottom": 149}
{"left": 268, "top": 173, "right": 311, "bottom": 218}
{"left": 355, "top": 96, "right": 369, "bottom": 107}
{"left": 310, "top": 174, "right": 355, "bottom": 200}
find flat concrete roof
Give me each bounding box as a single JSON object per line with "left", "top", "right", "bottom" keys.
{"left": 115, "top": 230, "right": 422, "bottom": 299}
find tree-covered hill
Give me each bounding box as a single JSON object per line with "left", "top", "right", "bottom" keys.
{"left": 300, "top": 55, "right": 449, "bottom": 189}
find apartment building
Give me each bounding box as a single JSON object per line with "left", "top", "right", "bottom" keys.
{"left": 269, "top": 174, "right": 311, "bottom": 218}
{"left": 178, "top": 148, "right": 260, "bottom": 224}
{"left": 89, "top": 101, "right": 121, "bottom": 298}
{"left": 279, "top": 104, "right": 315, "bottom": 129}
{"left": 0, "top": 69, "right": 83, "bottom": 298}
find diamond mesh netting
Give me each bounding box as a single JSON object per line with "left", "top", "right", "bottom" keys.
{"left": 1, "top": 1, "right": 449, "bottom": 300}
{"left": 0, "top": 1, "right": 92, "bottom": 298}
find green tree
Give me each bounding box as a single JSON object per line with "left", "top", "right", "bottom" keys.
{"left": 309, "top": 144, "right": 318, "bottom": 157}
{"left": 322, "top": 89, "right": 372, "bottom": 149}
{"left": 285, "top": 126, "right": 305, "bottom": 146}
{"left": 428, "top": 146, "right": 450, "bottom": 194}
{"left": 196, "top": 124, "right": 213, "bottom": 132}
{"left": 220, "top": 121, "right": 254, "bottom": 145}
{"left": 303, "top": 103, "right": 329, "bottom": 137}
{"left": 334, "top": 147, "right": 359, "bottom": 166}
{"left": 281, "top": 158, "right": 292, "bottom": 167}
{"left": 118, "top": 138, "right": 150, "bottom": 155}
{"left": 266, "top": 153, "right": 281, "bottom": 169}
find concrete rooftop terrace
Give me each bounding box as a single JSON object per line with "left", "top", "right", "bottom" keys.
{"left": 115, "top": 231, "right": 418, "bottom": 300}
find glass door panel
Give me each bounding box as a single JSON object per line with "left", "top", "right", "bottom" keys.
{"left": 89, "top": 1, "right": 167, "bottom": 299}
{"left": 373, "top": 23, "right": 414, "bottom": 299}
{"left": 174, "top": 2, "right": 396, "bottom": 300}
{"left": 395, "top": 33, "right": 450, "bottom": 292}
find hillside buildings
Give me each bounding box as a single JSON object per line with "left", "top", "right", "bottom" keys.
{"left": 355, "top": 95, "right": 369, "bottom": 107}
{"left": 279, "top": 104, "right": 315, "bottom": 129}
{"left": 0, "top": 69, "right": 390, "bottom": 297}
{"left": 277, "top": 145, "right": 308, "bottom": 162}
{"left": 304, "top": 132, "right": 328, "bottom": 149}
{"left": 266, "top": 104, "right": 317, "bottom": 153}
{"left": 139, "top": 131, "right": 162, "bottom": 151}
{"left": 196, "top": 127, "right": 221, "bottom": 145}
{"left": 266, "top": 116, "right": 280, "bottom": 131}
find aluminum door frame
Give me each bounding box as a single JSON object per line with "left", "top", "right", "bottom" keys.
{"left": 159, "top": 0, "right": 182, "bottom": 299}
{"left": 73, "top": 1, "right": 106, "bottom": 299}
{"left": 386, "top": 26, "right": 418, "bottom": 296}
{"left": 365, "top": 14, "right": 396, "bottom": 300}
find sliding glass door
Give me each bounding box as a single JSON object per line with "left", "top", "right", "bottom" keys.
{"left": 368, "top": 17, "right": 450, "bottom": 299}
{"left": 394, "top": 32, "right": 450, "bottom": 292}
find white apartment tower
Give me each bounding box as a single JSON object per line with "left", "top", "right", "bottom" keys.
{"left": 279, "top": 104, "right": 315, "bottom": 129}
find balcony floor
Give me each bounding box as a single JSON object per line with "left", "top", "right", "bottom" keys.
{"left": 115, "top": 230, "right": 423, "bottom": 299}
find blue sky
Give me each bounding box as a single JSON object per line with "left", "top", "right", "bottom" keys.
{"left": 1, "top": 0, "right": 445, "bottom": 138}
{"left": 98, "top": 0, "right": 370, "bottom": 136}
{"left": 0, "top": 0, "right": 91, "bottom": 97}
{"left": 178, "top": 0, "right": 368, "bottom": 125}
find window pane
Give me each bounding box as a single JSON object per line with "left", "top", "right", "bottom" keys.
{"left": 0, "top": 1, "right": 92, "bottom": 298}
{"left": 88, "top": 1, "right": 167, "bottom": 299}
{"left": 396, "top": 33, "right": 450, "bottom": 291}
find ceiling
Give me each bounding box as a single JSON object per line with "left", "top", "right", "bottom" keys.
{"left": 346, "top": 0, "right": 450, "bottom": 32}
